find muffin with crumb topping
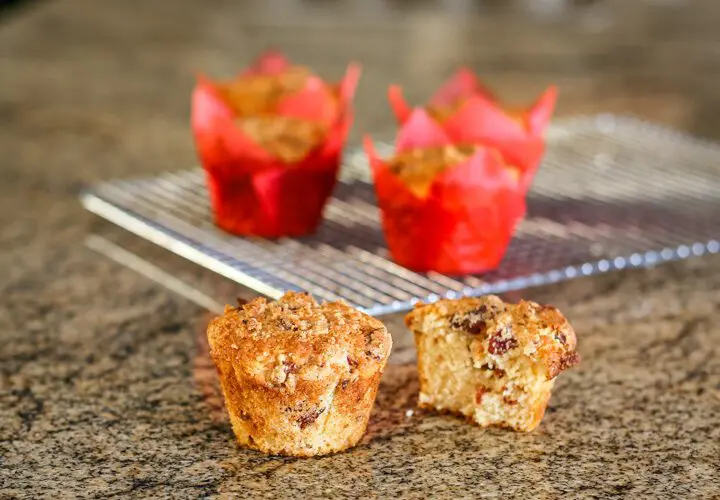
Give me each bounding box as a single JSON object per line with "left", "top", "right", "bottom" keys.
{"left": 405, "top": 295, "right": 579, "bottom": 432}
{"left": 206, "top": 292, "right": 392, "bottom": 457}
{"left": 387, "top": 68, "right": 557, "bottom": 184}
{"left": 192, "top": 52, "right": 361, "bottom": 238}
{"left": 387, "top": 144, "right": 521, "bottom": 199}
{"left": 365, "top": 110, "right": 527, "bottom": 275}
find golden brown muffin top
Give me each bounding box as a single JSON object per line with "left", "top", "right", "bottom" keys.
{"left": 207, "top": 292, "right": 391, "bottom": 389}
{"left": 219, "top": 66, "right": 313, "bottom": 116}
{"left": 238, "top": 115, "right": 327, "bottom": 163}
{"left": 387, "top": 145, "right": 476, "bottom": 197}
{"left": 405, "top": 295, "right": 579, "bottom": 379}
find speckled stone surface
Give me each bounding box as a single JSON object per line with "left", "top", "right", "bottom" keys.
{"left": 1, "top": 0, "right": 719, "bottom": 498}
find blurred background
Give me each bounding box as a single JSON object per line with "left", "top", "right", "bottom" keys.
{"left": 3, "top": 0, "right": 719, "bottom": 340}
{"left": 3, "top": 0, "right": 719, "bottom": 146}
{"left": 3, "top": 0, "right": 718, "bottom": 217}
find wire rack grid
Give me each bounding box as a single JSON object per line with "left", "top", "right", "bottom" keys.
{"left": 80, "top": 115, "right": 720, "bottom": 315}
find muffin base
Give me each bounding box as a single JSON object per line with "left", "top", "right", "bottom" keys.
{"left": 217, "top": 363, "right": 383, "bottom": 457}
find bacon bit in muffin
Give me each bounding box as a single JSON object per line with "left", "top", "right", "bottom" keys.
{"left": 488, "top": 330, "right": 518, "bottom": 355}
{"left": 450, "top": 303, "right": 505, "bottom": 336}
{"left": 297, "top": 407, "right": 325, "bottom": 429}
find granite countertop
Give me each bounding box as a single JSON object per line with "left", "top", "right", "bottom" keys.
{"left": 1, "top": 0, "right": 719, "bottom": 498}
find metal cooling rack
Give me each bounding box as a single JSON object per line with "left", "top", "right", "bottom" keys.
{"left": 80, "top": 115, "right": 720, "bottom": 315}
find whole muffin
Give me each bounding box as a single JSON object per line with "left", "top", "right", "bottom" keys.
{"left": 191, "top": 52, "right": 361, "bottom": 238}
{"left": 405, "top": 295, "right": 579, "bottom": 432}
{"left": 365, "top": 110, "right": 526, "bottom": 275}
{"left": 206, "top": 292, "right": 392, "bottom": 457}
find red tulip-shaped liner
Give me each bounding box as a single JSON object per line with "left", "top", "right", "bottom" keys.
{"left": 388, "top": 68, "right": 557, "bottom": 192}
{"left": 192, "top": 52, "right": 361, "bottom": 238}
{"left": 365, "top": 109, "right": 526, "bottom": 275}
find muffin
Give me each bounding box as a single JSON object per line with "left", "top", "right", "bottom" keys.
{"left": 364, "top": 109, "right": 526, "bottom": 275}
{"left": 388, "top": 68, "right": 557, "bottom": 191}
{"left": 206, "top": 292, "right": 392, "bottom": 457}
{"left": 218, "top": 64, "right": 313, "bottom": 116}
{"left": 405, "top": 295, "right": 579, "bottom": 432}
{"left": 192, "top": 51, "right": 361, "bottom": 238}
{"left": 387, "top": 144, "right": 521, "bottom": 199}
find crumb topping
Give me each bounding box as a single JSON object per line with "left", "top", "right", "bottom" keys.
{"left": 207, "top": 292, "right": 391, "bottom": 387}
{"left": 237, "top": 115, "right": 327, "bottom": 163}
{"left": 407, "top": 295, "right": 579, "bottom": 380}
{"left": 387, "top": 145, "right": 476, "bottom": 197}
{"left": 219, "top": 65, "right": 313, "bottom": 116}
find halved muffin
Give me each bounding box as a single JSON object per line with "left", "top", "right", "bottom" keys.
{"left": 206, "top": 292, "right": 392, "bottom": 457}
{"left": 405, "top": 295, "right": 579, "bottom": 432}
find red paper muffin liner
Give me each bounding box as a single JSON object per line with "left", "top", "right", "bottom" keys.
{"left": 191, "top": 52, "right": 361, "bottom": 238}
{"left": 365, "top": 109, "right": 526, "bottom": 275}
{"left": 388, "top": 68, "right": 557, "bottom": 192}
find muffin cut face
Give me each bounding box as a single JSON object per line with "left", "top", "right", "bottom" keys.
{"left": 405, "top": 295, "right": 579, "bottom": 432}
{"left": 206, "top": 292, "right": 392, "bottom": 457}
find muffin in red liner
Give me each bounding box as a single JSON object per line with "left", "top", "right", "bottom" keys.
{"left": 388, "top": 68, "right": 557, "bottom": 192}
{"left": 365, "top": 109, "right": 526, "bottom": 275}
{"left": 192, "top": 52, "right": 361, "bottom": 238}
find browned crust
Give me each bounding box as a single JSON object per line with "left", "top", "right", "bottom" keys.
{"left": 219, "top": 65, "right": 314, "bottom": 116}
{"left": 208, "top": 292, "right": 390, "bottom": 383}
{"left": 207, "top": 292, "right": 392, "bottom": 456}
{"left": 406, "top": 295, "right": 579, "bottom": 380}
